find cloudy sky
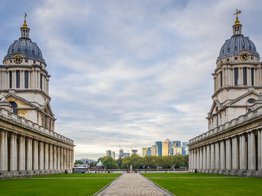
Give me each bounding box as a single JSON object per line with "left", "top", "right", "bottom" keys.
{"left": 1, "top": 0, "right": 262, "bottom": 159}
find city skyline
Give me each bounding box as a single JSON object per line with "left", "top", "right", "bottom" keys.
{"left": 1, "top": 0, "right": 262, "bottom": 160}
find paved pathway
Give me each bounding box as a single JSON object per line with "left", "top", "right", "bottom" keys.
{"left": 95, "top": 173, "right": 173, "bottom": 196}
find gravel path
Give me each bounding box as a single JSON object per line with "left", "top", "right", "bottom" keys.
{"left": 95, "top": 173, "right": 173, "bottom": 196}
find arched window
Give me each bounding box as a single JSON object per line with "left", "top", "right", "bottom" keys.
{"left": 9, "top": 102, "right": 18, "bottom": 114}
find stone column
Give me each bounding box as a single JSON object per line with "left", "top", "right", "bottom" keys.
{"left": 226, "top": 139, "right": 232, "bottom": 170}
{"left": 240, "top": 134, "right": 247, "bottom": 170}
{"left": 248, "top": 131, "right": 256, "bottom": 170}
{"left": 199, "top": 147, "right": 203, "bottom": 170}
{"left": 57, "top": 147, "right": 61, "bottom": 170}
{"left": 71, "top": 150, "right": 74, "bottom": 170}
{"left": 33, "top": 140, "right": 39, "bottom": 171}
{"left": 60, "top": 148, "right": 64, "bottom": 170}
{"left": 210, "top": 143, "right": 215, "bottom": 169}
{"left": 193, "top": 149, "right": 196, "bottom": 169}
{"left": 188, "top": 150, "right": 192, "bottom": 170}
{"left": 203, "top": 146, "right": 206, "bottom": 170}
{"left": 26, "top": 138, "right": 33, "bottom": 171}
{"left": 258, "top": 129, "right": 262, "bottom": 170}
{"left": 39, "top": 141, "right": 44, "bottom": 170}
{"left": 53, "top": 146, "right": 57, "bottom": 170}
{"left": 44, "top": 143, "right": 49, "bottom": 170}
{"left": 63, "top": 148, "right": 67, "bottom": 170}
{"left": 232, "top": 136, "right": 239, "bottom": 170}
{"left": 18, "top": 135, "right": 26, "bottom": 171}
{"left": 0, "top": 131, "right": 8, "bottom": 171}
{"left": 206, "top": 145, "right": 210, "bottom": 170}
{"left": 215, "top": 142, "right": 220, "bottom": 170}
{"left": 9, "top": 133, "right": 17, "bottom": 171}
{"left": 196, "top": 148, "right": 199, "bottom": 169}
{"left": 69, "top": 150, "right": 73, "bottom": 170}
{"left": 49, "top": 145, "right": 53, "bottom": 171}
{"left": 220, "top": 140, "right": 225, "bottom": 170}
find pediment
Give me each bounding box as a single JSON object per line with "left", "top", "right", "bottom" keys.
{"left": 43, "top": 102, "right": 55, "bottom": 118}
{"left": 5, "top": 94, "right": 36, "bottom": 109}
{"left": 228, "top": 91, "right": 260, "bottom": 106}
{"left": 208, "top": 99, "right": 222, "bottom": 116}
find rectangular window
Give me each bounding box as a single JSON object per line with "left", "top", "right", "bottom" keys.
{"left": 25, "top": 71, "right": 29, "bottom": 88}
{"left": 243, "top": 67, "right": 247, "bottom": 85}
{"left": 251, "top": 68, "right": 254, "bottom": 86}
{"left": 40, "top": 74, "right": 43, "bottom": 90}
{"left": 220, "top": 72, "right": 223, "bottom": 87}
{"left": 234, "top": 68, "right": 238, "bottom": 86}
{"left": 9, "top": 71, "right": 12, "bottom": 88}
{"left": 16, "top": 70, "right": 20, "bottom": 88}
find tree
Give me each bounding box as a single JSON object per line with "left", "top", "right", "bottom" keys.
{"left": 173, "top": 154, "right": 186, "bottom": 168}
{"left": 121, "top": 154, "right": 144, "bottom": 169}
{"left": 74, "top": 160, "right": 83, "bottom": 165}
{"left": 99, "top": 156, "right": 118, "bottom": 169}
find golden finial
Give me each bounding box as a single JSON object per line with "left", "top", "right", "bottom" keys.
{"left": 233, "top": 9, "right": 241, "bottom": 25}
{"left": 22, "top": 13, "right": 28, "bottom": 28}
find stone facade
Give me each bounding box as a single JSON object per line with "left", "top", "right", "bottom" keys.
{"left": 0, "top": 16, "right": 74, "bottom": 178}
{"left": 188, "top": 11, "right": 262, "bottom": 176}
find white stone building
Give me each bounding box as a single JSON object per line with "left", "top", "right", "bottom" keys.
{"left": 188, "top": 10, "right": 262, "bottom": 176}
{"left": 0, "top": 17, "right": 74, "bottom": 178}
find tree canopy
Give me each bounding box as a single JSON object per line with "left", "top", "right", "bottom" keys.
{"left": 97, "top": 154, "right": 188, "bottom": 169}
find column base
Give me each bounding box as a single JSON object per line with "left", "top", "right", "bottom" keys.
{"left": 229, "top": 169, "right": 238, "bottom": 176}
{"left": 256, "top": 170, "right": 262, "bottom": 177}
{"left": 237, "top": 170, "right": 247, "bottom": 176}
{"left": 246, "top": 169, "right": 256, "bottom": 176}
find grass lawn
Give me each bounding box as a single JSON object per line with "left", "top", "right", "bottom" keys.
{"left": 0, "top": 173, "right": 121, "bottom": 196}
{"left": 143, "top": 172, "right": 262, "bottom": 196}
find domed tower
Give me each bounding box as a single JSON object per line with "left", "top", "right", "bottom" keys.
{"left": 207, "top": 10, "right": 262, "bottom": 130}
{"left": 0, "top": 15, "right": 55, "bottom": 131}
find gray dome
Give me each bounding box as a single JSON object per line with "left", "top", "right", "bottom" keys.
{"left": 4, "top": 38, "right": 45, "bottom": 63}
{"left": 217, "top": 34, "right": 259, "bottom": 61}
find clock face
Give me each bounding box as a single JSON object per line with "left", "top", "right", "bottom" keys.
{"left": 240, "top": 52, "right": 249, "bottom": 61}
{"left": 13, "top": 55, "right": 23, "bottom": 64}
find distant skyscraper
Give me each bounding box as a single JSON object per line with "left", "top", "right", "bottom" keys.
{"left": 119, "top": 149, "right": 124, "bottom": 158}
{"left": 151, "top": 145, "right": 157, "bottom": 156}
{"left": 182, "top": 142, "right": 189, "bottom": 155}
{"left": 173, "top": 146, "right": 183, "bottom": 155}
{"left": 142, "top": 147, "right": 148, "bottom": 157}
{"left": 155, "top": 141, "right": 162, "bottom": 157}
{"left": 112, "top": 151, "right": 116, "bottom": 159}
{"left": 147, "top": 147, "right": 152, "bottom": 156}
{"left": 182, "top": 142, "right": 189, "bottom": 148}
{"left": 173, "top": 141, "right": 182, "bottom": 147}
{"left": 163, "top": 139, "right": 171, "bottom": 156}
{"left": 122, "top": 152, "right": 130, "bottom": 158}
{"left": 106, "top": 150, "right": 112, "bottom": 157}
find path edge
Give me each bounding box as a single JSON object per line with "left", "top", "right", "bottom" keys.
{"left": 92, "top": 174, "right": 122, "bottom": 196}
{"left": 141, "top": 174, "right": 175, "bottom": 196}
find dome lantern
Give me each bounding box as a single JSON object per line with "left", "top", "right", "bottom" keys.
{"left": 20, "top": 13, "right": 30, "bottom": 39}
{"left": 233, "top": 9, "right": 242, "bottom": 35}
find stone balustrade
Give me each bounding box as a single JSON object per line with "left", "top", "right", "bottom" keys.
{"left": 189, "top": 106, "right": 262, "bottom": 144}
{"left": 0, "top": 108, "right": 74, "bottom": 145}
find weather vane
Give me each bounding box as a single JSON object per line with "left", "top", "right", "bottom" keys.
{"left": 24, "top": 13, "right": 27, "bottom": 20}
{"left": 233, "top": 9, "right": 241, "bottom": 17}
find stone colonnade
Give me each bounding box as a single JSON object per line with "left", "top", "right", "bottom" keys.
{"left": 0, "top": 129, "right": 74, "bottom": 178}
{"left": 189, "top": 129, "right": 262, "bottom": 176}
